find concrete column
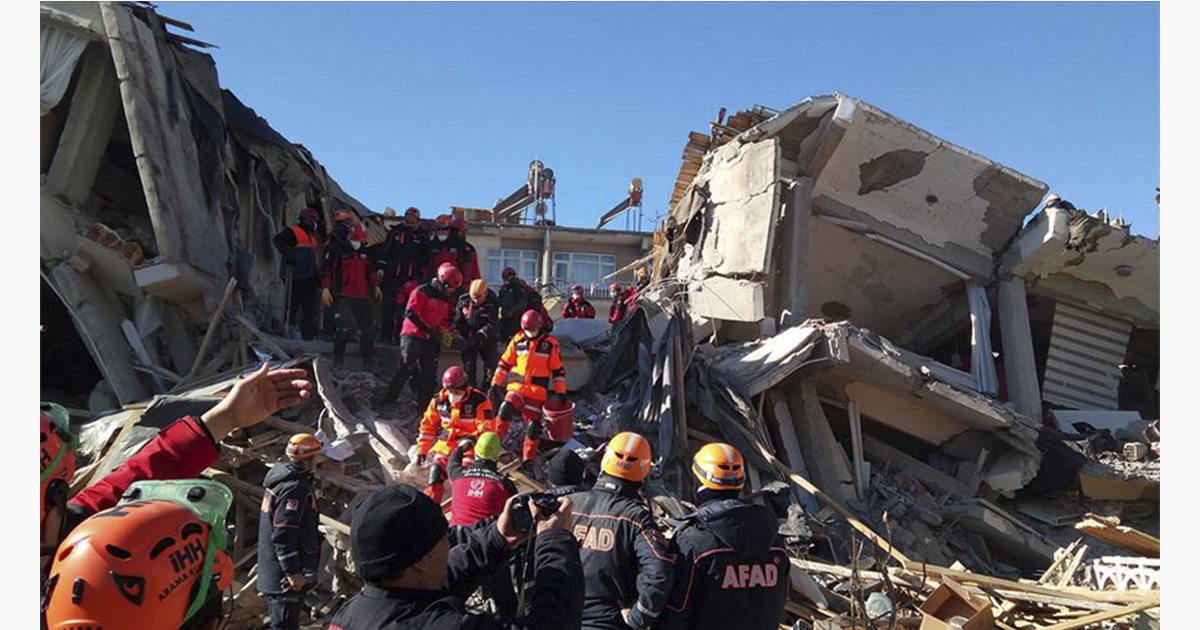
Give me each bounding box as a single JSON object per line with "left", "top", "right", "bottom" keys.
{"left": 998, "top": 277, "right": 1042, "bottom": 418}
{"left": 47, "top": 265, "right": 148, "bottom": 404}
{"left": 44, "top": 44, "right": 121, "bottom": 208}
{"left": 540, "top": 226, "right": 553, "bottom": 290}
{"left": 778, "top": 177, "right": 813, "bottom": 329}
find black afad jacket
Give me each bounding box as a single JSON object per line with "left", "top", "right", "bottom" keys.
{"left": 656, "top": 498, "right": 790, "bottom": 630}
{"left": 567, "top": 475, "right": 676, "bottom": 630}
{"left": 257, "top": 461, "right": 321, "bottom": 595}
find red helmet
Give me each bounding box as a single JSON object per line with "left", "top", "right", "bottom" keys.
{"left": 610, "top": 282, "right": 622, "bottom": 293}
{"left": 452, "top": 217, "right": 467, "bottom": 232}
{"left": 45, "top": 490, "right": 233, "bottom": 630}
{"left": 501, "top": 267, "right": 518, "bottom": 280}
{"left": 41, "top": 410, "right": 76, "bottom": 523}
{"left": 442, "top": 365, "right": 468, "bottom": 390}
{"left": 435, "top": 215, "right": 453, "bottom": 230}
{"left": 571, "top": 284, "right": 583, "bottom": 293}
{"left": 349, "top": 224, "right": 368, "bottom": 243}
{"left": 437, "top": 262, "right": 463, "bottom": 289}
{"left": 520, "top": 309, "right": 542, "bottom": 332}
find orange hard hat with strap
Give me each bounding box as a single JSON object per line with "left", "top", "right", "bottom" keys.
{"left": 601, "top": 432, "right": 653, "bottom": 483}
{"left": 692, "top": 442, "right": 745, "bottom": 490}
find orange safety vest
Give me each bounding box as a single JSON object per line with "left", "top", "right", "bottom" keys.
{"left": 416, "top": 388, "right": 499, "bottom": 456}
{"left": 492, "top": 332, "right": 567, "bottom": 401}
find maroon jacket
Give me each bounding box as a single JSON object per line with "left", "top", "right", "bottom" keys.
{"left": 609, "top": 290, "right": 631, "bottom": 325}
{"left": 561, "top": 297, "right": 596, "bottom": 320}
{"left": 69, "top": 416, "right": 219, "bottom": 515}
{"left": 323, "top": 246, "right": 379, "bottom": 299}
{"left": 401, "top": 280, "right": 455, "bottom": 341}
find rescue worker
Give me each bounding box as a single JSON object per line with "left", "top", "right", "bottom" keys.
{"left": 560, "top": 285, "right": 597, "bottom": 319}
{"left": 450, "top": 216, "right": 482, "bottom": 284}
{"left": 658, "top": 444, "right": 790, "bottom": 630}
{"left": 607, "top": 283, "right": 629, "bottom": 329}
{"left": 489, "top": 309, "right": 567, "bottom": 465}
{"left": 566, "top": 432, "right": 675, "bottom": 629}
{"left": 44, "top": 479, "right": 236, "bottom": 630}
{"left": 376, "top": 262, "right": 462, "bottom": 406}
{"left": 448, "top": 433, "right": 520, "bottom": 617}
{"left": 498, "top": 267, "right": 528, "bottom": 340}
{"left": 273, "top": 207, "right": 323, "bottom": 340}
{"left": 328, "top": 485, "right": 583, "bottom": 629}
{"left": 377, "top": 207, "right": 428, "bottom": 345}
{"left": 416, "top": 366, "right": 503, "bottom": 502}
{"left": 40, "top": 365, "right": 313, "bottom": 575}
{"left": 322, "top": 223, "right": 381, "bottom": 368}
{"left": 453, "top": 279, "right": 501, "bottom": 388}
{"left": 426, "top": 215, "right": 479, "bottom": 285}
{"left": 257, "top": 434, "right": 325, "bottom": 630}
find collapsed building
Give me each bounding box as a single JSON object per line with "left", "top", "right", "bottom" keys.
{"left": 41, "top": 3, "right": 1160, "bottom": 628}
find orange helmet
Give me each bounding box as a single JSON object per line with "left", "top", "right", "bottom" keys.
{"left": 692, "top": 443, "right": 745, "bottom": 491}
{"left": 334, "top": 209, "right": 354, "bottom": 223}
{"left": 286, "top": 433, "right": 323, "bottom": 459}
{"left": 600, "top": 432, "right": 653, "bottom": 483}
{"left": 41, "top": 406, "right": 77, "bottom": 523}
{"left": 469, "top": 279, "right": 488, "bottom": 302}
{"left": 45, "top": 481, "right": 234, "bottom": 630}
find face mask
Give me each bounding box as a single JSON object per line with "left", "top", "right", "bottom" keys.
{"left": 351, "top": 240, "right": 362, "bottom": 250}
{"left": 436, "top": 232, "right": 448, "bottom": 241}
{"left": 448, "top": 391, "right": 464, "bottom": 404}
{"left": 523, "top": 327, "right": 539, "bottom": 337}
{"left": 572, "top": 293, "right": 582, "bottom": 300}
{"left": 611, "top": 292, "right": 619, "bottom": 299}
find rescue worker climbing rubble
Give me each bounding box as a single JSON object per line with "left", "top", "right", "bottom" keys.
{"left": 416, "top": 366, "right": 502, "bottom": 502}
{"left": 607, "top": 283, "right": 629, "bottom": 329}
{"left": 565, "top": 432, "right": 675, "bottom": 630}
{"left": 453, "top": 279, "right": 501, "bottom": 388}
{"left": 40, "top": 365, "right": 313, "bottom": 577}
{"left": 323, "top": 223, "right": 381, "bottom": 368}
{"left": 656, "top": 443, "right": 790, "bottom": 630}
{"left": 377, "top": 207, "right": 429, "bottom": 345}
{"left": 257, "top": 434, "right": 325, "bottom": 630}
{"left": 561, "top": 285, "right": 597, "bottom": 319}
{"left": 427, "top": 215, "right": 480, "bottom": 285}
{"left": 489, "top": 309, "right": 568, "bottom": 465}
{"left": 273, "top": 207, "right": 324, "bottom": 340}
{"left": 376, "top": 262, "right": 462, "bottom": 406}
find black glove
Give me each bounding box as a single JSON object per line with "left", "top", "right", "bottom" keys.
{"left": 488, "top": 384, "right": 503, "bottom": 409}
{"left": 417, "top": 453, "right": 428, "bottom": 467}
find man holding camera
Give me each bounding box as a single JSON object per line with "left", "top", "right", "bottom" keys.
{"left": 330, "top": 485, "right": 583, "bottom": 629}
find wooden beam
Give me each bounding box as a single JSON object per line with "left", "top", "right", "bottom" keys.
{"left": 1038, "top": 599, "right": 1159, "bottom": 630}
{"left": 901, "top": 562, "right": 1159, "bottom": 604}
{"left": 176, "top": 278, "right": 237, "bottom": 389}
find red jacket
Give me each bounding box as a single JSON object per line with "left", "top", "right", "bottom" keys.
{"left": 323, "top": 246, "right": 379, "bottom": 299}
{"left": 68, "top": 416, "right": 219, "bottom": 516}
{"left": 401, "top": 281, "right": 455, "bottom": 341}
{"left": 426, "top": 239, "right": 481, "bottom": 284}
{"left": 561, "top": 297, "right": 596, "bottom": 319}
{"left": 609, "top": 290, "right": 631, "bottom": 324}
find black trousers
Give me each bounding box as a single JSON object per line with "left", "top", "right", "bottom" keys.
{"left": 266, "top": 594, "right": 302, "bottom": 630}
{"left": 383, "top": 335, "right": 440, "bottom": 403}
{"left": 333, "top": 297, "right": 375, "bottom": 363}
{"left": 462, "top": 339, "right": 500, "bottom": 389}
{"left": 379, "top": 282, "right": 403, "bottom": 344}
{"left": 482, "top": 561, "right": 519, "bottom": 619}
{"left": 288, "top": 277, "right": 320, "bottom": 341}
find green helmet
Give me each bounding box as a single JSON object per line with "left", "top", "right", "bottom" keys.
{"left": 474, "top": 432, "right": 502, "bottom": 461}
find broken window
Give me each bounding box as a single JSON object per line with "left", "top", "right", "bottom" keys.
{"left": 41, "top": 277, "right": 103, "bottom": 408}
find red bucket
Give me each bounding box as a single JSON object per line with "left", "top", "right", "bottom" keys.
{"left": 542, "top": 400, "right": 576, "bottom": 441}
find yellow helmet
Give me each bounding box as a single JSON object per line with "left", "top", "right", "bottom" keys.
{"left": 692, "top": 443, "right": 745, "bottom": 490}
{"left": 286, "top": 433, "right": 323, "bottom": 459}
{"left": 600, "top": 432, "right": 653, "bottom": 483}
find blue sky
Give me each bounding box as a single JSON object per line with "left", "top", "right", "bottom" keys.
{"left": 163, "top": 1, "right": 1160, "bottom": 236}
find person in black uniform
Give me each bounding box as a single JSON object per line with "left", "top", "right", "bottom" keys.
{"left": 544, "top": 448, "right": 588, "bottom": 498}
{"left": 454, "top": 279, "right": 501, "bottom": 388}
{"left": 377, "top": 207, "right": 429, "bottom": 345}
{"left": 566, "top": 432, "right": 675, "bottom": 630}
{"left": 328, "top": 484, "right": 584, "bottom": 630}
{"left": 657, "top": 443, "right": 790, "bottom": 630}
{"left": 257, "top": 434, "right": 325, "bottom": 630}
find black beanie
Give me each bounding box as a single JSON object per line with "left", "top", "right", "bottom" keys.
{"left": 547, "top": 448, "right": 585, "bottom": 487}
{"left": 351, "top": 485, "right": 448, "bottom": 582}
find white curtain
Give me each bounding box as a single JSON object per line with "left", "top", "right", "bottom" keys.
{"left": 41, "top": 24, "right": 89, "bottom": 115}
{"left": 967, "top": 282, "right": 999, "bottom": 395}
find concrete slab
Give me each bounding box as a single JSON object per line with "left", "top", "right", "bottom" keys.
{"left": 696, "top": 137, "right": 782, "bottom": 277}
{"left": 135, "top": 262, "right": 212, "bottom": 304}
{"left": 688, "top": 276, "right": 765, "bottom": 322}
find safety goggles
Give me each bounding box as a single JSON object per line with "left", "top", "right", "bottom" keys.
{"left": 118, "top": 480, "right": 233, "bottom": 622}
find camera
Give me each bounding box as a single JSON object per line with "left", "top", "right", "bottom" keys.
{"left": 509, "top": 492, "right": 561, "bottom": 533}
